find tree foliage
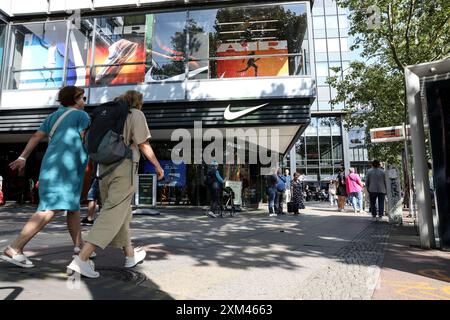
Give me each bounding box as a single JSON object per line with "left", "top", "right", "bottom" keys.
{"left": 328, "top": 0, "right": 450, "bottom": 164}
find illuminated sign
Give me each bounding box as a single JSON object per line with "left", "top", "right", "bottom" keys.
{"left": 370, "top": 125, "right": 411, "bottom": 143}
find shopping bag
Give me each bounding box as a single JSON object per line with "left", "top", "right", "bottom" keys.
{"left": 287, "top": 201, "right": 294, "bottom": 213}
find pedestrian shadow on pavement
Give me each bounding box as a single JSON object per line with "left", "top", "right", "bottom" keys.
{"left": 127, "top": 210, "right": 385, "bottom": 271}
{"left": 0, "top": 245, "right": 174, "bottom": 300}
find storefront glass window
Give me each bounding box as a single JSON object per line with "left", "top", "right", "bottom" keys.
{"left": 0, "top": 23, "right": 6, "bottom": 76}
{"left": 91, "top": 15, "right": 147, "bottom": 86}
{"left": 295, "top": 137, "right": 306, "bottom": 166}
{"left": 66, "top": 19, "right": 95, "bottom": 87}
{"left": 9, "top": 21, "right": 69, "bottom": 89}
{"left": 6, "top": 2, "right": 313, "bottom": 89}
{"left": 146, "top": 12, "right": 187, "bottom": 81}
{"left": 306, "top": 136, "right": 319, "bottom": 160}
{"left": 188, "top": 3, "right": 310, "bottom": 79}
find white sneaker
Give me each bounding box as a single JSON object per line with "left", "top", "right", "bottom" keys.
{"left": 74, "top": 246, "right": 97, "bottom": 258}
{"left": 269, "top": 213, "right": 277, "bottom": 217}
{"left": 207, "top": 211, "right": 217, "bottom": 218}
{"left": 124, "top": 247, "right": 147, "bottom": 268}
{"left": 67, "top": 255, "right": 99, "bottom": 278}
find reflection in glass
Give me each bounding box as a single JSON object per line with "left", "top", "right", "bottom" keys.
{"left": 91, "top": 15, "right": 146, "bottom": 86}
{"left": 189, "top": 3, "right": 309, "bottom": 79}
{"left": 145, "top": 12, "right": 187, "bottom": 81}
{"left": 295, "top": 137, "right": 306, "bottom": 166}
{"left": 66, "top": 19, "right": 94, "bottom": 86}
{"left": 7, "top": 2, "right": 313, "bottom": 87}
{"left": 332, "top": 134, "right": 343, "bottom": 160}
{"left": 305, "top": 117, "right": 318, "bottom": 136}
{"left": 0, "top": 24, "right": 6, "bottom": 76}
{"left": 10, "top": 21, "right": 69, "bottom": 89}
{"left": 306, "top": 136, "right": 319, "bottom": 160}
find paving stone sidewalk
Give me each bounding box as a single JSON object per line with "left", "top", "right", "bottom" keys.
{"left": 0, "top": 203, "right": 448, "bottom": 300}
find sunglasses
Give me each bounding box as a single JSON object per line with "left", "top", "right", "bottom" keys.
{"left": 75, "top": 95, "right": 87, "bottom": 102}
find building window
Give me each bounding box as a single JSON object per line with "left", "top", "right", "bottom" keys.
{"left": 6, "top": 2, "right": 312, "bottom": 89}
{"left": 65, "top": 19, "right": 94, "bottom": 87}
{"left": 327, "top": 38, "right": 340, "bottom": 52}
{"left": 313, "top": 16, "right": 325, "bottom": 29}
{"left": 0, "top": 23, "right": 6, "bottom": 80}
{"left": 9, "top": 21, "right": 69, "bottom": 89}
{"left": 340, "top": 38, "right": 348, "bottom": 52}
{"left": 312, "top": 0, "right": 325, "bottom": 16}
{"left": 317, "top": 85, "right": 330, "bottom": 101}
{"left": 338, "top": 15, "right": 348, "bottom": 29}
{"left": 314, "top": 38, "right": 327, "bottom": 52}
{"left": 188, "top": 3, "right": 310, "bottom": 79}
{"left": 316, "top": 62, "right": 329, "bottom": 77}
{"left": 296, "top": 117, "right": 343, "bottom": 181}
{"left": 325, "top": 15, "right": 338, "bottom": 29}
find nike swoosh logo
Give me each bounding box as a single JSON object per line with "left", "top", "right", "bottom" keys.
{"left": 224, "top": 103, "right": 269, "bottom": 121}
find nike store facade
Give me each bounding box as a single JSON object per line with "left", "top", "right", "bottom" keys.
{"left": 0, "top": 0, "right": 316, "bottom": 207}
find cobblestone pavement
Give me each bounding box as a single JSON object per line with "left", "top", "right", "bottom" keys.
{"left": 296, "top": 221, "right": 391, "bottom": 300}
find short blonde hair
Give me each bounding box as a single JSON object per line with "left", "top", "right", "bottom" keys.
{"left": 115, "top": 90, "right": 143, "bottom": 110}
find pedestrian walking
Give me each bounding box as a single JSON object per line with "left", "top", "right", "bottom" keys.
{"left": 67, "top": 90, "right": 164, "bottom": 278}
{"left": 346, "top": 168, "right": 364, "bottom": 213}
{"left": 291, "top": 172, "right": 305, "bottom": 215}
{"left": 284, "top": 169, "right": 292, "bottom": 204}
{"left": 275, "top": 168, "right": 287, "bottom": 214}
{"left": 0, "top": 175, "right": 4, "bottom": 206}
{"left": 81, "top": 161, "right": 100, "bottom": 226}
{"left": 0, "top": 86, "right": 92, "bottom": 268}
{"left": 205, "top": 160, "right": 225, "bottom": 218}
{"left": 365, "top": 160, "right": 387, "bottom": 221}
{"left": 266, "top": 168, "right": 278, "bottom": 217}
{"left": 336, "top": 168, "right": 347, "bottom": 212}
{"left": 328, "top": 179, "right": 337, "bottom": 206}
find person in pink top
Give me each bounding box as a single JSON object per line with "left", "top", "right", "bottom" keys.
{"left": 345, "top": 168, "right": 365, "bottom": 213}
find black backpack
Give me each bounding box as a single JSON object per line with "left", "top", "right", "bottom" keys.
{"left": 85, "top": 100, "right": 132, "bottom": 178}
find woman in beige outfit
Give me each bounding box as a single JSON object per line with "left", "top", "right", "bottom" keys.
{"left": 67, "top": 90, "right": 164, "bottom": 278}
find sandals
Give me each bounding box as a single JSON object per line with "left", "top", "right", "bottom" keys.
{"left": 0, "top": 246, "right": 35, "bottom": 268}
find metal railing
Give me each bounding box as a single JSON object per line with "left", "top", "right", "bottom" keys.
{"left": 7, "top": 51, "right": 310, "bottom": 91}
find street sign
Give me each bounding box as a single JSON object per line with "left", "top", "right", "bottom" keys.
{"left": 370, "top": 125, "right": 411, "bottom": 143}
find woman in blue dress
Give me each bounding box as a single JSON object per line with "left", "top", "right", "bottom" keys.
{"left": 0, "top": 86, "right": 91, "bottom": 268}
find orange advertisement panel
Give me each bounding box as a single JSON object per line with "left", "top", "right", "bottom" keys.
{"left": 87, "top": 39, "right": 146, "bottom": 86}
{"left": 216, "top": 41, "right": 289, "bottom": 78}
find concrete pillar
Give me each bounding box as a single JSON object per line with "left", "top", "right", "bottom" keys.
{"left": 405, "top": 67, "right": 436, "bottom": 249}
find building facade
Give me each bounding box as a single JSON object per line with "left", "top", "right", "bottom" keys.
{"left": 0, "top": 0, "right": 368, "bottom": 207}
{"left": 0, "top": 0, "right": 317, "bottom": 207}
{"left": 283, "top": 0, "right": 370, "bottom": 191}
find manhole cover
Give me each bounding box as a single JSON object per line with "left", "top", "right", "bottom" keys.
{"left": 96, "top": 267, "right": 147, "bottom": 285}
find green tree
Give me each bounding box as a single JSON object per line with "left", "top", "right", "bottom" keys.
{"left": 328, "top": 0, "right": 450, "bottom": 164}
